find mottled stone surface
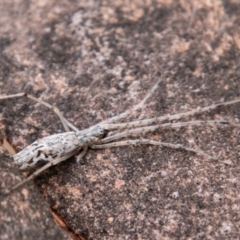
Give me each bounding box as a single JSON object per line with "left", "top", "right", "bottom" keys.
{"left": 0, "top": 0, "right": 240, "bottom": 239}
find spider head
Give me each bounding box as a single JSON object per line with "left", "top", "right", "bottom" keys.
{"left": 76, "top": 125, "right": 107, "bottom": 145}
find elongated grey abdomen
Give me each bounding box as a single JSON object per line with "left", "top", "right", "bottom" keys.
{"left": 13, "top": 132, "right": 82, "bottom": 170}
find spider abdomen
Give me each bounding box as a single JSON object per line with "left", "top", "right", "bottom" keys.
{"left": 13, "top": 132, "right": 81, "bottom": 170}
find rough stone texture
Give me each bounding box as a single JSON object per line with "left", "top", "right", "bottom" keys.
{"left": 0, "top": 0, "right": 240, "bottom": 239}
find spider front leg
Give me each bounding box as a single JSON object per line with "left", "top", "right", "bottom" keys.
{"left": 99, "top": 97, "right": 240, "bottom": 131}
{"left": 99, "top": 119, "right": 228, "bottom": 143}
{"left": 91, "top": 139, "right": 216, "bottom": 159}
{"left": 92, "top": 119, "right": 230, "bottom": 159}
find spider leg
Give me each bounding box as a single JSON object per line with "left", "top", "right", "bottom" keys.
{"left": 91, "top": 139, "right": 216, "bottom": 159}
{"left": 100, "top": 116, "right": 229, "bottom": 131}
{"left": 0, "top": 93, "right": 78, "bottom": 132}
{"left": 94, "top": 77, "right": 162, "bottom": 126}
{"left": 1, "top": 148, "right": 87, "bottom": 197}
{"left": 99, "top": 120, "right": 228, "bottom": 143}
{"left": 99, "top": 98, "right": 240, "bottom": 131}
{"left": 76, "top": 147, "right": 88, "bottom": 163}
{"left": 94, "top": 75, "right": 240, "bottom": 129}
{"left": 158, "top": 98, "right": 240, "bottom": 122}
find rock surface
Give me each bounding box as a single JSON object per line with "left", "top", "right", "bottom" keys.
{"left": 0, "top": 0, "right": 240, "bottom": 239}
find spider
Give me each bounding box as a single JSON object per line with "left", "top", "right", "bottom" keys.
{"left": 0, "top": 78, "right": 240, "bottom": 196}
